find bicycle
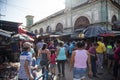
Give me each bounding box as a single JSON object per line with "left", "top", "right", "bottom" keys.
{"left": 35, "top": 61, "right": 54, "bottom": 80}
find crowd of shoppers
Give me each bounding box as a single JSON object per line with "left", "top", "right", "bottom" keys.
{"left": 17, "top": 37, "right": 120, "bottom": 80}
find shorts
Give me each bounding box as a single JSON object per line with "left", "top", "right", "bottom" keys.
{"left": 73, "top": 67, "right": 87, "bottom": 79}
{"left": 50, "top": 64, "right": 56, "bottom": 69}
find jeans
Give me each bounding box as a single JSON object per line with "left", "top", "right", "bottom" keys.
{"left": 97, "top": 53, "right": 104, "bottom": 67}
{"left": 73, "top": 67, "right": 87, "bottom": 79}
{"left": 57, "top": 60, "right": 65, "bottom": 76}
{"left": 91, "top": 55, "right": 97, "bottom": 76}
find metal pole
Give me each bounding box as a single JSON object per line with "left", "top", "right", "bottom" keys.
{"left": 106, "top": 0, "right": 108, "bottom": 30}
{"left": 70, "top": 0, "right": 74, "bottom": 33}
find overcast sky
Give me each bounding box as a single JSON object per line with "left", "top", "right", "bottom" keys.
{"left": 0, "top": 0, "right": 65, "bottom": 25}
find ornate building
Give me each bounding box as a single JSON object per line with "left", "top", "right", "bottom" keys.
{"left": 28, "top": 0, "right": 120, "bottom": 38}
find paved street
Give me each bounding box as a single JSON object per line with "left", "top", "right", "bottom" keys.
{"left": 7, "top": 61, "right": 120, "bottom": 80}
{"left": 36, "top": 62, "right": 115, "bottom": 80}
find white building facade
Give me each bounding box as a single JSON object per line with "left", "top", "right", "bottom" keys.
{"left": 28, "top": 0, "right": 120, "bottom": 38}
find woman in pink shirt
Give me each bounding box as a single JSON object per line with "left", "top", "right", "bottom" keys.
{"left": 70, "top": 41, "right": 92, "bottom": 80}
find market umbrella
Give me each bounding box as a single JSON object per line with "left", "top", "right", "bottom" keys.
{"left": 83, "top": 25, "right": 111, "bottom": 38}
{"left": 100, "top": 33, "right": 115, "bottom": 37}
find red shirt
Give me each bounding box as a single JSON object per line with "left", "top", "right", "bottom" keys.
{"left": 50, "top": 54, "right": 56, "bottom": 64}
{"left": 88, "top": 46, "right": 96, "bottom": 54}
{"left": 114, "top": 46, "right": 120, "bottom": 61}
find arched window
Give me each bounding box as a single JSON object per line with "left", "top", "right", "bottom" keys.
{"left": 112, "top": 15, "right": 117, "bottom": 23}
{"left": 111, "top": 15, "right": 119, "bottom": 30}
{"left": 56, "top": 23, "right": 63, "bottom": 32}
{"left": 39, "top": 28, "right": 43, "bottom": 34}
{"left": 35, "top": 29, "right": 38, "bottom": 34}
{"left": 46, "top": 26, "right": 51, "bottom": 33}
{"left": 74, "top": 16, "right": 90, "bottom": 29}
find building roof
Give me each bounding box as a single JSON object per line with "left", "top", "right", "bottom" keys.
{"left": 0, "top": 20, "right": 22, "bottom": 33}
{"left": 32, "top": 9, "right": 65, "bottom": 27}
{"left": 0, "top": 29, "right": 13, "bottom": 37}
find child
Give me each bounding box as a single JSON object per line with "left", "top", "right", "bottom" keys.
{"left": 50, "top": 49, "right": 56, "bottom": 75}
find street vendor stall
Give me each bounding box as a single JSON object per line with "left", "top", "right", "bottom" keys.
{"left": 0, "top": 20, "right": 21, "bottom": 79}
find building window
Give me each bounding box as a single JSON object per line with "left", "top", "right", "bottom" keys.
{"left": 112, "top": 15, "right": 117, "bottom": 23}
{"left": 46, "top": 26, "right": 51, "bottom": 33}
{"left": 56, "top": 23, "right": 63, "bottom": 32}
{"left": 35, "top": 29, "right": 38, "bottom": 34}
{"left": 39, "top": 28, "right": 43, "bottom": 34}
{"left": 74, "top": 16, "right": 90, "bottom": 29}
{"left": 111, "top": 15, "right": 119, "bottom": 30}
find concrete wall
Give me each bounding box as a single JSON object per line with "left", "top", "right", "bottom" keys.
{"left": 72, "top": 1, "right": 101, "bottom": 26}
{"left": 108, "top": 1, "right": 119, "bottom": 22}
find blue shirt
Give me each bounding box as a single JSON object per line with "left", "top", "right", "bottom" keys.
{"left": 69, "top": 43, "right": 75, "bottom": 54}
{"left": 57, "top": 47, "right": 67, "bottom": 60}
{"left": 18, "top": 51, "right": 32, "bottom": 79}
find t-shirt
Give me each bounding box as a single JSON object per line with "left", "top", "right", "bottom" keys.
{"left": 114, "top": 46, "right": 120, "bottom": 61}
{"left": 88, "top": 47, "right": 96, "bottom": 54}
{"left": 18, "top": 51, "right": 32, "bottom": 79}
{"left": 96, "top": 41, "right": 106, "bottom": 53}
{"left": 69, "top": 43, "right": 75, "bottom": 54}
{"left": 106, "top": 45, "right": 114, "bottom": 55}
{"left": 50, "top": 54, "right": 56, "bottom": 64}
